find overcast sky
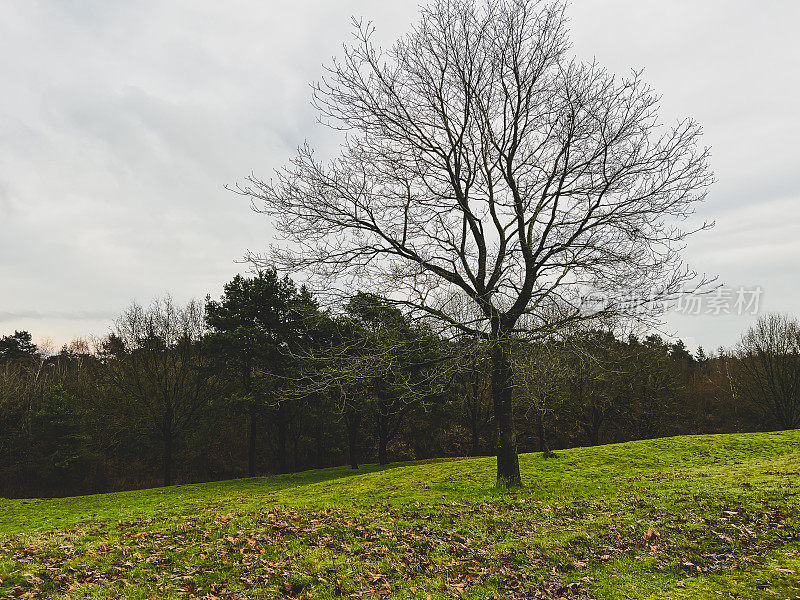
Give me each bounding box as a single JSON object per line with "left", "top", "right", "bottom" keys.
{"left": 1, "top": 0, "right": 798, "bottom": 351}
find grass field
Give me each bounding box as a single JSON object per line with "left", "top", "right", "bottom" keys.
{"left": 2, "top": 431, "right": 800, "bottom": 599}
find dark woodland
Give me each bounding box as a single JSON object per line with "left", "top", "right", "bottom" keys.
{"left": 1, "top": 270, "right": 797, "bottom": 497}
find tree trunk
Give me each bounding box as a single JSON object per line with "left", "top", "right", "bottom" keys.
{"left": 290, "top": 412, "right": 301, "bottom": 473}
{"left": 490, "top": 335, "right": 522, "bottom": 487}
{"left": 248, "top": 401, "right": 257, "bottom": 477}
{"left": 277, "top": 399, "right": 288, "bottom": 474}
{"left": 536, "top": 410, "right": 547, "bottom": 453}
{"left": 588, "top": 412, "right": 602, "bottom": 446}
{"left": 163, "top": 423, "right": 173, "bottom": 487}
{"left": 537, "top": 409, "right": 555, "bottom": 458}
{"left": 469, "top": 368, "right": 484, "bottom": 456}
{"left": 314, "top": 414, "right": 325, "bottom": 468}
{"left": 377, "top": 404, "right": 389, "bottom": 465}
{"left": 378, "top": 423, "right": 389, "bottom": 465}
{"left": 242, "top": 357, "right": 256, "bottom": 478}
{"left": 346, "top": 409, "right": 361, "bottom": 470}
{"left": 470, "top": 413, "right": 481, "bottom": 456}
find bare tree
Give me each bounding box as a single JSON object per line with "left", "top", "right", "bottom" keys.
{"left": 733, "top": 314, "right": 800, "bottom": 430}
{"left": 514, "top": 338, "right": 568, "bottom": 457}
{"left": 452, "top": 338, "right": 494, "bottom": 456}
{"left": 239, "top": 0, "right": 713, "bottom": 485}
{"left": 108, "top": 297, "right": 211, "bottom": 486}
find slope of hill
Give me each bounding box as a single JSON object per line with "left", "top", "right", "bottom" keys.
{"left": 2, "top": 431, "right": 799, "bottom": 599}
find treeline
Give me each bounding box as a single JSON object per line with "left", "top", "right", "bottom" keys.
{"left": 1, "top": 271, "right": 797, "bottom": 497}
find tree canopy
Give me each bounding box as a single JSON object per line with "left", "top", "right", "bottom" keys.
{"left": 239, "top": 0, "right": 713, "bottom": 485}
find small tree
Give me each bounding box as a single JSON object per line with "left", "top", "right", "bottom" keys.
{"left": 514, "top": 339, "right": 567, "bottom": 457}
{"left": 108, "top": 297, "right": 212, "bottom": 486}
{"left": 733, "top": 314, "right": 800, "bottom": 430}
{"left": 344, "top": 292, "right": 443, "bottom": 465}
{"left": 559, "top": 330, "right": 618, "bottom": 446}
{"left": 240, "top": 0, "right": 712, "bottom": 485}
{"left": 299, "top": 312, "right": 368, "bottom": 469}
{"left": 452, "top": 339, "right": 493, "bottom": 456}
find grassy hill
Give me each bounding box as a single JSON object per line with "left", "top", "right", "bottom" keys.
{"left": 2, "top": 432, "right": 799, "bottom": 599}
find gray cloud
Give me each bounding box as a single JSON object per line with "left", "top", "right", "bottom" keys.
{"left": 0, "top": 0, "right": 798, "bottom": 351}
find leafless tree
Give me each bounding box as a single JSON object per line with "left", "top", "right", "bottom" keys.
{"left": 109, "top": 297, "right": 211, "bottom": 486}
{"left": 239, "top": 0, "right": 713, "bottom": 485}
{"left": 451, "top": 338, "right": 494, "bottom": 456}
{"left": 733, "top": 313, "right": 800, "bottom": 430}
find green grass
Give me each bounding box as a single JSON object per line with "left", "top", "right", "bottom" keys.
{"left": 2, "top": 431, "right": 799, "bottom": 598}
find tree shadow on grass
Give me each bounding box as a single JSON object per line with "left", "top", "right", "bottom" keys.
{"left": 0, "top": 457, "right": 474, "bottom": 536}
